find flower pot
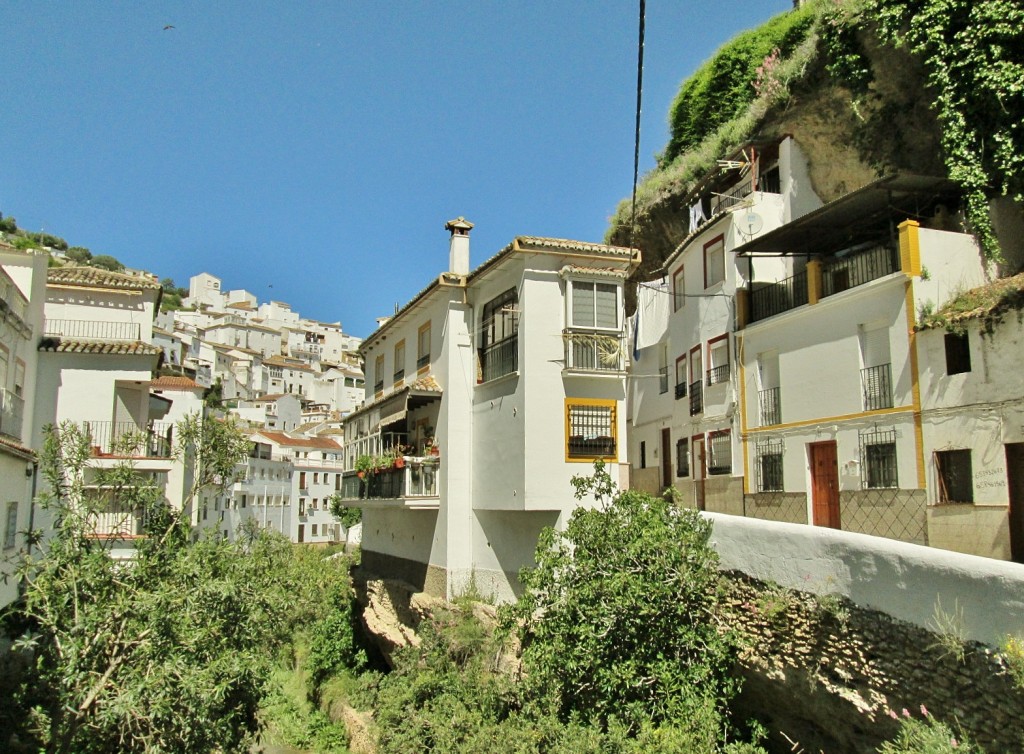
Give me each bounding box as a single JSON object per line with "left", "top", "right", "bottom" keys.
{"left": 395, "top": 457, "right": 405, "bottom": 469}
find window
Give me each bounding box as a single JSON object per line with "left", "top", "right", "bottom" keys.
{"left": 639, "top": 440, "right": 647, "bottom": 469}
{"left": 707, "top": 336, "right": 729, "bottom": 386}
{"left": 944, "top": 333, "right": 971, "bottom": 375}
{"left": 860, "top": 429, "right": 898, "bottom": 489}
{"left": 393, "top": 340, "right": 406, "bottom": 383}
{"left": 673, "top": 266, "right": 685, "bottom": 311}
{"left": 311, "top": 524, "right": 318, "bottom": 537}
{"left": 658, "top": 344, "right": 669, "bottom": 394}
{"left": 374, "top": 354, "right": 385, "bottom": 394}
{"left": 689, "top": 345, "right": 703, "bottom": 416}
{"left": 479, "top": 288, "right": 518, "bottom": 382}
{"left": 570, "top": 281, "right": 619, "bottom": 330}
{"left": 707, "top": 430, "right": 731, "bottom": 475}
{"left": 935, "top": 449, "right": 973, "bottom": 503}
{"left": 676, "top": 438, "right": 689, "bottom": 477}
{"left": 704, "top": 236, "right": 725, "bottom": 288}
{"left": 674, "top": 355, "right": 688, "bottom": 400}
{"left": 758, "top": 352, "right": 781, "bottom": 426}
{"left": 566, "top": 399, "right": 617, "bottom": 460}
{"left": 860, "top": 324, "right": 892, "bottom": 410}
{"left": 4, "top": 501, "right": 17, "bottom": 550}
{"left": 417, "top": 322, "right": 431, "bottom": 370}
{"left": 14, "top": 359, "right": 25, "bottom": 398}
{"left": 756, "top": 439, "right": 784, "bottom": 492}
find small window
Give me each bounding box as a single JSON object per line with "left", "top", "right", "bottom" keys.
{"left": 479, "top": 288, "right": 519, "bottom": 382}
{"left": 4, "top": 501, "right": 18, "bottom": 550}
{"left": 756, "top": 439, "right": 784, "bottom": 492}
{"left": 674, "top": 356, "right": 688, "bottom": 400}
{"left": 936, "top": 449, "right": 973, "bottom": 503}
{"left": 658, "top": 345, "right": 669, "bottom": 394}
{"left": 566, "top": 400, "right": 617, "bottom": 461}
{"left": 673, "top": 267, "right": 685, "bottom": 311}
{"left": 707, "top": 430, "right": 731, "bottom": 475}
{"left": 570, "top": 281, "right": 619, "bottom": 330}
{"left": 417, "top": 322, "right": 431, "bottom": 370}
{"left": 374, "top": 354, "right": 385, "bottom": 394}
{"left": 393, "top": 340, "right": 406, "bottom": 383}
{"left": 861, "top": 429, "right": 898, "bottom": 489}
{"left": 311, "top": 524, "right": 318, "bottom": 537}
{"left": 944, "top": 333, "right": 971, "bottom": 375}
{"left": 704, "top": 236, "right": 725, "bottom": 288}
{"left": 707, "top": 337, "right": 729, "bottom": 386}
{"left": 639, "top": 440, "right": 647, "bottom": 469}
{"left": 676, "top": 438, "right": 689, "bottom": 477}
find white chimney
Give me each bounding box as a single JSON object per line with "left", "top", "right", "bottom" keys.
{"left": 445, "top": 216, "right": 473, "bottom": 275}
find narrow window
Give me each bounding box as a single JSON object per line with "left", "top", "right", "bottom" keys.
{"left": 860, "top": 324, "right": 893, "bottom": 410}
{"left": 479, "top": 288, "right": 519, "bottom": 382}
{"left": 374, "top": 354, "right": 385, "bottom": 394}
{"left": 707, "top": 336, "right": 730, "bottom": 386}
{"left": 640, "top": 440, "right": 647, "bottom": 469}
{"left": 935, "top": 449, "right": 973, "bottom": 503}
{"left": 673, "top": 266, "right": 685, "bottom": 311}
{"left": 4, "top": 501, "right": 17, "bottom": 549}
{"left": 658, "top": 344, "right": 669, "bottom": 394}
{"left": 676, "top": 438, "right": 690, "bottom": 477}
{"left": 860, "top": 429, "right": 898, "bottom": 489}
{"left": 756, "top": 439, "right": 784, "bottom": 492}
{"left": 393, "top": 340, "right": 406, "bottom": 383}
{"left": 707, "top": 430, "right": 732, "bottom": 475}
{"left": 417, "top": 322, "right": 431, "bottom": 370}
{"left": 704, "top": 236, "right": 725, "bottom": 288}
{"left": 674, "top": 355, "right": 688, "bottom": 400}
{"left": 944, "top": 332, "right": 971, "bottom": 375}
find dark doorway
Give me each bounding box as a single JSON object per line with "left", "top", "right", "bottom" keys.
{"left": 661, "top": 428, "right": 673, "bottom": 490}
{"left": 1007, "top": 443, "right": 1024, "bottom": 563}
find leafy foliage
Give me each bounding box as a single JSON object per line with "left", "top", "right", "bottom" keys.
{"left": 869, "top": 0, "right": 1024, "bottom": 261}
{"left": 878, "top": 705, "right": 981, "bottom": 753}
{"left": 89, "top": 254, "right": 125, "bottom": 272}
{"left": 329, "top": 492, "right": 362, "bottom": 529}
{"left": 505, "top": 462, "right": 740, "bottom": 739}
{"left": 65, "top": 246, "right": 92, "bottom": 263}
{"left": 0, "top": 213, "right": 17, "bottom": 233}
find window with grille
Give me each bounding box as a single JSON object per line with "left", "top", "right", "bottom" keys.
{"left": 935, "top": 449, "right": 973, "bottom": 503}
{"left": 417, "top": 322, "right": 431, "bottom": 370}
{"left": 676, "top": 438, "right": 689, "bottom": 477}
{"left": 860, "top": 429, "right": 898, "bottom": 489}
{"left": 658, "top": 344, "right": 669, "bottom": 394}
{"left": 704, "top": 236, "right": 725, "bottom": 288}
{"left": 707, "top": 430, "right": 731, "bottom": 475}
{"left": 393, "top": 340, "right": 405, "bottom": 383}
{"left": 944, "top": 333, "right": 971, "bottom": 375}
{"left": 756, "top": 439, "right": 784, "bottom": 492}
{"left": 479, "top": 288, "right": 519, "bottom": 382}
{"left": 675, "top": 356, "right": 688, "bottom": 399}
{"left": 707, "top": 337, "right": 730, "bottom": 386}
{"left": 566, "top": 400, "right": 616, "bottom": 460}
{"left": 374, "top": 354, "right": 384, "bottom": 394}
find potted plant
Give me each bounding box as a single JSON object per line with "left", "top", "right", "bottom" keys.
{"left": 423, "top": 437, "right": 440, "bottom": 458}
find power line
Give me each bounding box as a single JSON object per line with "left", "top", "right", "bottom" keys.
{"left": 628, "top": 0, "right": 646, "bottom": 251}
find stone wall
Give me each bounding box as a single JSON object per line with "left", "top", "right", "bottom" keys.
{"left": 840, "top": 488, "right": 927, "bottom": 545}
{"left": 723, "top": 573, "right": 1024, "bottom": 753}
{"left": 744, "top": 492, "right": 808, "bottom": 524}
{"left": 704, "top": 475, "right": 744, "bottom": 515}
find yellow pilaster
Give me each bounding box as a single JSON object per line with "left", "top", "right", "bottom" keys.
{"left": 738, "top": 332, "right": 750, "bottom": 495}
{"left": 735, "top": 288, "right": 750, "bottom": 330}
{"left": 899, "top": 219, "right": 921, "bottom": 277}
{"left": 904, "top": 279, "right": 926, "bottom": 489}
{"left": 806, "top": 259, "right": 822, "bottom": 305}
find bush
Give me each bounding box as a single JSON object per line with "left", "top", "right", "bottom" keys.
{"left": 878, "top": 706, "right": 981, "bottom": 753}
{"left": 0, "top": 214, "right": 17, "bottom": 233}
{"left": 66, "top": 246, "right": 92, "bottom": 263}
{"left": 90, "top": 254, "right": 124, "bottom": 271}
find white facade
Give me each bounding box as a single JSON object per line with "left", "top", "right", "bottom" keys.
{"left": 341, "top": 222, "right": 639, "bottom": 602}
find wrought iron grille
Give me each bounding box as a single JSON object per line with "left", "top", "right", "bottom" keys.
{"left": 44, "top": 319, "right": 141, "bottom": 341}
{"left": 861, "top": 363, "right": 893, "bottom": 410}
{"left": 860, "top": 428, "right": 898, "bottom": 489}
{"left": 706, "top": 363, "right": 730, "bottom": 386}
{"left": 480, "top": 336, "right": 518, "bottom": 382}
{"left": 81, "top": 421, "right": 174, "bottom": 458}
{"left": 674, "top": 381, "right": 687, "bottom": 400}
{"left": 756, "top": 439, "right": 784, "bottom": 492}
{"left": 689, "top": 380, "right": 703, "bottom": 415}
{"left": 567, "top": 403, "right": 616, "bottom": 459}
{"left": 759, "top": 387, "right": 781, "bottom": 426}
{"left": 750, "top": 269, "right": 809, "bottom": 323}
{"left": 707, "top": 430, "right": 732, "bottom": 475}
{"left": 821, "top": 244, "right": 899, "bottom": 297}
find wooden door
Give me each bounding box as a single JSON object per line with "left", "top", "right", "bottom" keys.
{"left": 693, "top": 436, "right": 706, "bottom": 511}
{"left": 1007, "top": 443, "right": 1024, "bottom": 564}
{"left": 661, "top": 428, "right": 673, "bottom": 490}
{"left": 810, "top": 441, "right": 840, "bottom": 529}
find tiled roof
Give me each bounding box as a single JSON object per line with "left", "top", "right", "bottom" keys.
{"left": 254, "top": 393, "right": 288, "bottom": 402}
{"left": 410, "top": 374, "right": 442, "bottom": 392}
{"left": 0, "top": 433, "right": 36, "bottom": 460}
{"left": 558, "top": 265, "right": 630, "bottom": 279}
{"left": 150, "top": 375, "right": 202, "bottom": 389}
{"left": 47, "top": 266, "right": 162, "bottom": 292}
{"left": 38, "top": 338, "right": 162, "bottom": 356}
{"left": 919, "top": 272, "right": 1024, "bottom": 331}
{"left": 515, "top": 236, "right": 638, "bottom": 258}
{"left": 255, "top": 430, "right": 343, "bottom": 450}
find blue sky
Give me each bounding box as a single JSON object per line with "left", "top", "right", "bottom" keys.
{"left": 3, "top": 1, "right": 792, "bottom": 337}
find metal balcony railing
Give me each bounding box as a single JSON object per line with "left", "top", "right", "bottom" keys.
{"left": 759, "top": 387, "right": 781, "bottom": 426}
{"left": 80, "top": 421, "right": 174, "bottom": 458}
{"left": 861, "top": 363, "right": 893, "bottom": 410}
{"left": 750, "top": 270, "right": 809, "bottom": 323}
{"left": 90, "top": 502, "right": 148, "bottom": 538}
{"left": 480, "top": 336, "right": 518, "bottom": 382}
{"left": 373, "top": 380, "right": 384, "bottom": 393}
{"left": 689, "top": 380, "right": 703, "bottom": 416}
{"left": 338, "top": 458, "right": 439, "bottom": 501}
{"left": 417, "top": 353, "right": 430, "bottom": 369}
{"left": 563, "top": 331, "right": 625, "bottom": 372}
{"left": 44, "top": 319, "right": 142, "bottom": 341}
{"left": 674, "top": 382, "right": 687, "bottom": 400}
{"left": 706, "top": 364, "right": 730, "bottom": 386}
{"left": 0, "top": 388, "right": 25, "bottom": 440}
{"left": 822, "top": 244, "right": 899, "bottom": 298}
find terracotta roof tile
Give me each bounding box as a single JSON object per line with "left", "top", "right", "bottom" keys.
{"left": 48, "top": 266, "right": 162, "bottom": 292}
{"left": 150, "top": 375, "right": 202, "bottom": 389}
{"left": 38, "top": 338, "right": 162, "bottom": 356}
{"left": 0, "top": 433, "right": 36, "bottom": 460}
{"left": 255, "top": 430, "right": 342, "bottom": 450}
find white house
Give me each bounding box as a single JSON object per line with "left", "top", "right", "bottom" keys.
{"left": 0, "top": 243, "right": 47, "bottom": 609}
{"left": 339, "top": 218, "right": 640, "bottom": 601}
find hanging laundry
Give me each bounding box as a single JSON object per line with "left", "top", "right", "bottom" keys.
{"left": 689, "top": 200, "right": 707, "bottom": 234}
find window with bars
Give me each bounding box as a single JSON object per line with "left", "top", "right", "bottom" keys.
{"left": 675, "top": 356, "right": 688, "bottom": 399}
{"left": 417, "top": 322, "right": 431, "bottom": 370}
{"left": 756, "top": 439, "right": 784, "bottom": 492}
{"left": 676, "top": 438, "right": 689, "bottom": 477}
{"left": 935, "top": 449, "right": 973, "bottom": 503}
{"left": 658, "top": 344, "right": 669, "bottom": 394}
{"left": 707, "top": 430, "right": 731, "bottom": 475}
{"left": 479, "top": 288, "right": 519, "bottom": 382}
{"left": 393, "top": 340, "right": 405, "bottom": 383}
{"left": 374, "top": 354, "right": 385, "bottom": 394}
{"left": 860, "top": 429, "right": 898, "bottom": 489}
{"left": 566, "top": 400, "right": 617, "bottom": 460}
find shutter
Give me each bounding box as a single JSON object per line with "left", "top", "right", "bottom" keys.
{"left": 572, "top": 282, "right": 594, "bottom": 327}
{"left": 595, "top": 284, "right": 618, "bottom": 328}
{"left": 862, "top": 326, "right": 890, "bottom": 368}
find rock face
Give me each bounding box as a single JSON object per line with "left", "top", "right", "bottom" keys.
{"left": 353, "top": 575, "right": 443, "bottom": 667}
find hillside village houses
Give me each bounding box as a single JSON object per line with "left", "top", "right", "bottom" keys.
{"left": 626, "top": 134, "right": 1023, "bottom": 564}
{"left": 338, "top": 218, "right": 640, "bottom": 601}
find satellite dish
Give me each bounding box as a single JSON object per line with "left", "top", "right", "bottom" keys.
{"left": 740, "top": 211, "right": 764, "bottom": 237}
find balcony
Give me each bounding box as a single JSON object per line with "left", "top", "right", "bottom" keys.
{"left": 87, "top": 498, "right": 148, "bottom": 539}
{"left": 80, "top": 421, "right": 174, "bottom": 458}
{"left": 44, "top": 319, "right": 141, "bottom": 341}
{"left": 480, "top": 335, "right": 518, "bottom": 382}
{"left": 750, "top": 270, "right": 808, "bottom": 323}
{"left": 759, "top": 387, "right": 781, "bottom": 426}
{"left": 563, "top": 331, "right": 626, "bottom": 373}
{"left": 689, "top": 380, "right": 703, "bottom": 416}
{"left": 416, "top": 353, "right": 430, "bottom": 370}
{"left": 822, "top": 244, "right": 899, "bottom": 298}
{"left": 706, "top": 364, "right": 730, "bottom": 386}
{"left": 0, "top": 388, "right": 25, "bottom": 440}
{"left": 674, "top": 382, "right": 687, "bottom": 400}
{"left": 861, "top": 363, "right": 893, "bottom": 411}
{"left": 338, "top": 458, "right": 439, "bottom": 506}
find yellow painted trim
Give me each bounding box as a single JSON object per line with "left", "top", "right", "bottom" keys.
{"left": 904, "top": 279, "right": 927, "bottom": 488}
{"left": 898, "top": 220, "right": 921, "bottom": 277}
{"left": 738, "top": 333, "right": 750, "bottom": 494}
{"left": 806, "top": 259, "right": 822, "bottom": 305}
{"left": 564, "top": 397, "right": 618, "bottom": 463}
{"left": 743, "top": 404, "right": 915, "bottom": 435}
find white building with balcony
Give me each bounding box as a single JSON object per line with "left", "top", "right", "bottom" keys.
{"left": 0, "top": 243, "right": 47, "bottom": 609}
{"left": 339, "top": 218, "right": 639, "bottom": 601}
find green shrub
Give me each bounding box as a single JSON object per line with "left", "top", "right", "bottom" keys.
{"left": 878, "top": 706, "right": 981, "bottom": 753}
